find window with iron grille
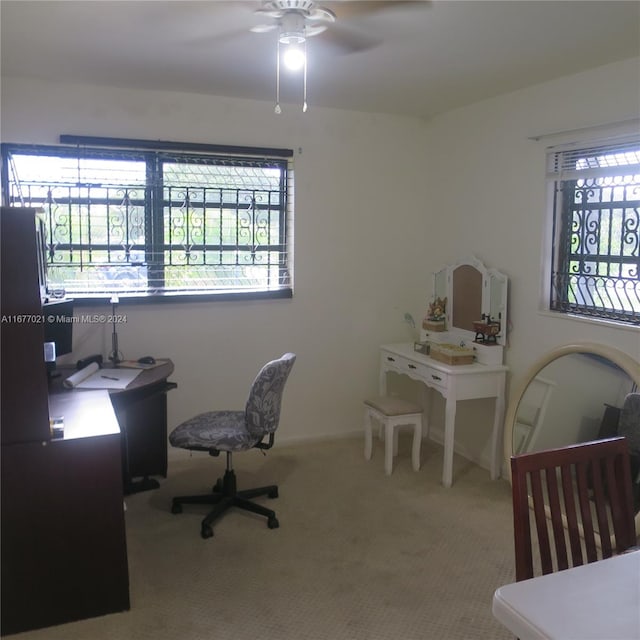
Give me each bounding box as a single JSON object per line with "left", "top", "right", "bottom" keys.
{"left": 1, "top": 139, "right": 294, "bottom": 302}
{"left": 547, "top": 137, "right": 639, "bottom": 326}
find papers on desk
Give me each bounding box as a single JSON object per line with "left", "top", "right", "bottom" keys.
{"left": 117, "top": 358, "right": 170, "bottom": 370}
{"left": 63, "top": 362, "right": 142, "bottom": 390}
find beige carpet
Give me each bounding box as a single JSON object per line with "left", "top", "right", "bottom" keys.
{"left": 12, "top": 437, "right": 515, "bottom": 640}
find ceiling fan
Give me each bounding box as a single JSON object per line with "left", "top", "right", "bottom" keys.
{"left": 207, "top": 0, "right": 430, "bottom": 113}
{"left": 252, "top": 0, "right": 336, "bottom": 39}
{"left": 249, "top": 0, "right": 430, "bottom": 55}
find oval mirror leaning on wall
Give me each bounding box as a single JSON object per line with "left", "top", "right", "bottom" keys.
{"left": 503, "top": 342, "right": 640, "bottom": 528}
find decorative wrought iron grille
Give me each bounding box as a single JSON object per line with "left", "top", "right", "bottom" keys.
{"left": 1, "top": 142, "right": 293, "bottom": 300}
{"left": 548, "top": 138, "right": 640, "bottom": 325}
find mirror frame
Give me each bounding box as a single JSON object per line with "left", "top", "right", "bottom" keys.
{"left": 503, "top": 342, "right": 640, "bottom": 528}
{"left": 430, "top": 257, "right": 508, "bottom": 347}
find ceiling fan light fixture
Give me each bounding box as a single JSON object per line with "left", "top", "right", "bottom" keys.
{"left": 283, "top": 45, "right": 306, "bottom": 71}
{"left": 278, "top": 11, "right": 306, "bottom": 44}
{"left": 279, "top": 30, "right": 306, "bottom": 45}
{"left": 275, "top": 37, "right": 308, "bottom": 114}
{"left": 263, "top": 2, "right": 332, "bottom": 114}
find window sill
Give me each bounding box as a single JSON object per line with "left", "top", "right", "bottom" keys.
{"left": 537, "top": 309, "right": 640, "bottom": 333}
{"left": 58, "top": 288, "right": 293, "bottom": 307}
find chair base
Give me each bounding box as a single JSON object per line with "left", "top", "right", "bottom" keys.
{"left": 171, "top": 468, "right": 279, "bottom": 539}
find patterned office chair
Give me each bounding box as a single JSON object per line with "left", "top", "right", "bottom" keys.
{"left": 169, "top": 353, "right": 296, "bottom": 539}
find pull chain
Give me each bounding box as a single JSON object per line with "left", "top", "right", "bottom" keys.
{"left": 275, "top": 38, "right": 282, "bottom": 114}
{"left": 302, "top": 39, "right": 308, "bottom": 113}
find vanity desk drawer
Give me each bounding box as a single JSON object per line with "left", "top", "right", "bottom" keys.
{"left": 403, "top": 359, "right": 448, "bottom": 391}
{"left": 420, "top": 364, "right": 448, "bottom": 390}
{"left": 380, "top": 349, "right": 449, "bottom": 392}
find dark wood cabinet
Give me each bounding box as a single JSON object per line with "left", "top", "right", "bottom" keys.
{"left": 0, "top": 207, "right": 130, "bottom": 636}
{"left": 1, "top": 394, "right": 130, "bottom": 634}
{"left": 1, "top": 207, "right": 50, "bottom": 445}
{"left": 112, "top": 378, "right": 171, "bottom": 480}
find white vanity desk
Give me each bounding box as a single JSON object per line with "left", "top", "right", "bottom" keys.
{"left": 380, "top": 343, "right": 507, "bottom": 488}
{"left": 380, "top": 257, "right": 510, "bottom": 487}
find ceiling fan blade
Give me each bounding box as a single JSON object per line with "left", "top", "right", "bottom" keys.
{"left": 255, "top": 8, "right": 285, "bottom": 19}
{"left": 307, "top": 6, "right": 337, "bottom": 22}
{"left": 325, "top": 0, "right": 430, "bottom": 19}
{"left": 306, "top": 24, "right": 329, "bottom": 37}
{"left": 250, "top": 23, "right": 278, "bottom": 33}
{"left": 318, "top": 22, "right": 383, "bottom": 54}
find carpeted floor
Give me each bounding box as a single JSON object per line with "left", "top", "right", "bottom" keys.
{"left": 11, "top": 437, "right": 516, "bottom": 639}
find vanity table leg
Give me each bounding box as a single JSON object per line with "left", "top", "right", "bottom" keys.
{"left": 421, "top": 385, "right": 431, "bottom": 439}
{"left": 490, "top": 377, "right": 506, "bottom": 480}
{"left": 379, "top": 367, "right": 388, "bottom": 396}
{"left": 442, "top": 397, "right": 457, "bottom": 488}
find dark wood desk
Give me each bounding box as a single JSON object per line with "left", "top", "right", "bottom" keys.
{"left": 50, "top": 361, "right": 177, "bottom": 495}
{"left": 1, "top": 391, "right": 130, "bottom": 635}
{"left": 0, "top": 208, "right": 135, "bottom": 635}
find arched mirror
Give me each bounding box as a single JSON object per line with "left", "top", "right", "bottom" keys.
{"left": 504, "top": 343, "right": 640, "bottom": 526}
{"left": 451, "top": 264, "right": 483, "bottom": 333}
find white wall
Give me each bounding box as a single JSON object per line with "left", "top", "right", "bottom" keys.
{"left": 2, "top": 57, "right": 639, "bottom": 470}
{"left": 1, "top": 77, "right": 428, "bottom": 450}
{"left": 421, "top": 57, "right": 640, "bottom": 466}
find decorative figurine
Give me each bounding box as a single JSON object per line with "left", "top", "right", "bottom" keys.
{"left": 472, "top": 313, "right": 501, "bottom": 344}
{"left": 422, "top": 296, "right": 447, "bottom": 331}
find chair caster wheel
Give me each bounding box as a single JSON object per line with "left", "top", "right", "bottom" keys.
{"left": 268, "top": 488, "right": 278, "bottom": 499}
{"left": 268, "top": 517, "right": 279, "bottom": 529}
{"left": 171, "top": 502, "right": 182, "bottom": 514}
{"left": 201, "top": 524, "right": 214, "bottom": 539}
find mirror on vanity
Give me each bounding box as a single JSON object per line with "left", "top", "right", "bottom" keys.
{"left": 426, "top": 257, "right": 508, "bottom": 365}
{"left": 503, "top": 342, "right": 640, "bottom": 523}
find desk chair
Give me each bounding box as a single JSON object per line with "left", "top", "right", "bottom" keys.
{"left": 169, "top": 353, "right": 296, "bottom": 539}
{"left": 511, "top": 437, "right": 637, "bottom": 582}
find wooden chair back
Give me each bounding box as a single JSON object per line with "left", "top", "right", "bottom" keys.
{"left": 511, "top": 437, "right": 637, "bottom": 581}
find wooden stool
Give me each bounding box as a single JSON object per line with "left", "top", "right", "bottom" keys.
{"left": 364, "top": 396, "right": 423, "bottom": 475}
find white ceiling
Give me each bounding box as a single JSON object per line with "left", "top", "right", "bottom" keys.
{"left": 2, "top": 0, "right": 639, "bottom": 119}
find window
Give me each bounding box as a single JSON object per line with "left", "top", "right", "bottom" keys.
{"left": 1, "top": 138, "right": 294, "bottom": 302}
{"left": 547, "top": 137, "right": 639, "bottom": 326}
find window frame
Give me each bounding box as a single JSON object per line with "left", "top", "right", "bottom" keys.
{"left": 545, "top": 136, "right": 640, "bottom": 327}
{"left": 1, "top": 137, "right": 294, "bottom": 306}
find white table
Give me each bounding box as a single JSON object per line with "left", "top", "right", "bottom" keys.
{"left": 379, "top": 343, "right": 507, "bottom": 488}
{"left": 492, "top": 550, "right": 640, "bottom": 640}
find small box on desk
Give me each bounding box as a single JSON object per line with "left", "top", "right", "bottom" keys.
{"left": 413, "top": 341, "right": 430, "bottom": 356}
{"left": 429, "top": 343, "right": 475, "bottom": 366}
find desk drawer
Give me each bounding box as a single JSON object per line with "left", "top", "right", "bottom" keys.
{"left": 383, "top": 351, "right": 449, "bottom": 392}
{"left": 381, "top": 351, "right": 405, "bottom": 372}
{"left": 410, "top": 361, "right": 448, "bottom": 391}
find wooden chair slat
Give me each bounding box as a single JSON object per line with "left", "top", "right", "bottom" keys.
{"left": 546, "top": 466, "right": 568, "bottom": 571}
{"left": 590, "top": 457, "right": 613, "bottom": 557}
{"left": 560, "top": 462, "right": 584, "bottom": 567}
{"left": 575, "top": 460, "right": 599, "bottom": 562}
{"left": 530, "top": 469, "right": 554, "bottom": 575}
